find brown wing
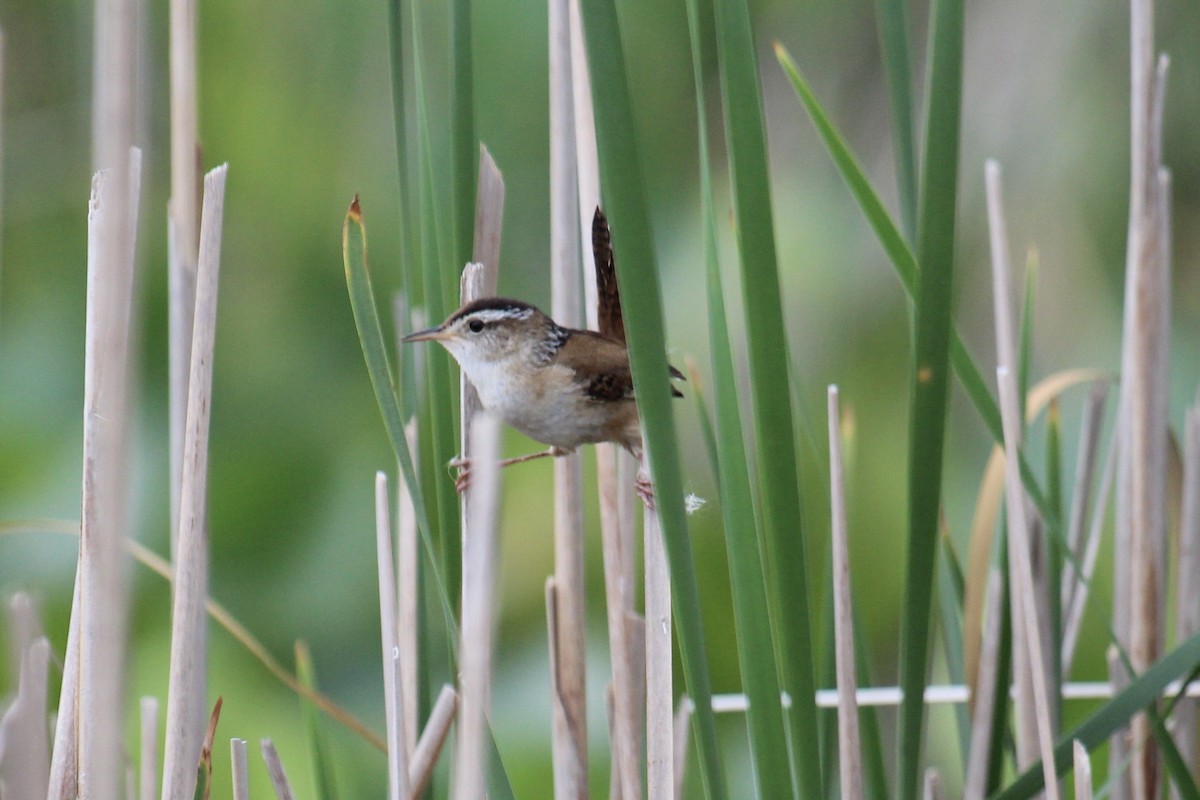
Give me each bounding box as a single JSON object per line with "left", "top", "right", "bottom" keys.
{"left": 592, "top": 207, "right": 626, "bottom": 345}
{"left": 559, "top": 329, "right": 683, "bottom": 401}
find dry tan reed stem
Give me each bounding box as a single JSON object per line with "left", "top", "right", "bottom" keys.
{"left": 119, "top": 539, "right": 385, "bottom": 751}
{"left": 1128, "top": 67, "right": 1170, "bottom": 800}
{"left": 161, "top": 163, "right": 226, "bottom": 800}
{"left": 923, "top": 769, "right": 943, "bottom": 800}
{"left": 472, "top": 146, "right": 505, "bottom": 280}
{"left": 827, "top": 386, "right": 863, "bottom": 800}
{"left": 390, "top": 652, "right": 412, "bottom": 799}
{"left": 46, "top": 564, "right": 80, "bottom": 799}
{"left": 963, "top": 568, "right": 1005, "bottom": 800}
{"left": 230, "top": 739, "right": 248, "bottom": 800}
{"left": 646, "top": 506, "right": 672, "bottom": 800}
{"left": 1062, "top": 427, "right": 1118, "bottom": 676}
{"left": 672, "top": 698, "right": 691, "bottom": 800}
{"left": 1119, "top": 0, "right": 1169, "bottom": 787}
{"left": 80, "top": 146, "right": 140, "bottom": 800}
{"left": 570, "top": 6, "right": 640, "bottom": 788}
{"left": 998, "top": 367, "right": 1061, "bottom": 800}
{"left": 139, "top": 697, "right": 158, "bottom": 800}
{"left": 261, "top": 740, "right": 295, "bottom": 800}
{"left": 1061, "top": 383, "right": 1108, "bottom": 615}
{"left": 570, "top": 0, "right": 601, "bottom": 324}
{"left": 461, "top": 144, "right": 503, "bottom": 540}
{"left": 397, "top": 419, "right": 420, "bottom": 761}
{"left": 1174, "top": 398, "right": 1200, "bottom": 783}
{"left": 4, "top": 593, "right": 40, "bottom": 693}
{"left": 599, "top": 440, "right": 643, "bottom": 800}
{"left": 1074, "top": 741, "right": 1093, "bottom": 800}
{"left": 1106, "top": 645, "right": 1130, "bottom": 800}
{"left": 550, "top": 0, "right": 588, "bottom": 790}
{"left": 459, "top": 261, "right": 488, "bottom": 536}
{"left": 454, "top": 414, "right": 502, "bottom": 800}
{"left": 375, "top": 472, "right": 407, "bottom": 800}
{"left": 168, "top": 0, "right": 199, "bottom": 558}
{"left": 984, "top": 160, "right": 1039, "bottom": 768}
{"left": 0, "top": 637, "right": 50, "bottom": 798}
{"left": 410, "top": 685, "right": 458, "bottom": 796}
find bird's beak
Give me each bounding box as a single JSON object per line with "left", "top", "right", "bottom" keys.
{"left": 401, "top": 326, "right": 446, "bottom": 344}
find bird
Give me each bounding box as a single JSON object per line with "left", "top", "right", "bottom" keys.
{"left": 400, "top": 208, "right": 681, "bottom": 506}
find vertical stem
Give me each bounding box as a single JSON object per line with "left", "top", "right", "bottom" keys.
{"left": 453, "top": 416, "right": 502, "bottom": 800}
{"left": 161, "top": 164, "right": 226, "bottom": 800}
{"left": 376, "top": 472, "right": 407, "bottom": 800}
{"left": 550, "top": 0, "right": 588, "bottom": 792}
{"left": 830, "top": 391, "right": 859, "bottom": 800}
{"left": 139, "top": 697, "right": 159, "bottom": 800}
{"left": 828, "top": 386, "right": 863, "bottom": 800}
{"left": 168, "top": 0, "right": 199, "bottom": 557}
{"left": 646, "top": 508, "right": 673, "bottom": 800}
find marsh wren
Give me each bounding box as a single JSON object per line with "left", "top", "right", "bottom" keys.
{"left": 401, "top": 209, "right": 681, "bottom": 505}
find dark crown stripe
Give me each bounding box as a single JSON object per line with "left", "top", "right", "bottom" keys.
{"left": 446, "top": 296, "right": 538, "bottom": 325}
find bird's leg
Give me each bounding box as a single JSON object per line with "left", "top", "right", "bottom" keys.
{"left": 448, "top": 446, "right": 573, "bottom": 494}
{"left": 499, "top": 445, "right": 571, "bottom": 468}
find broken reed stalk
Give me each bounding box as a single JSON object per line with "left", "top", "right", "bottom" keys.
{"left": 549, "top": 0, "right": 588, "bottom": 793}
{"left": 139, "top": 697, "right": 158, "bottom": 800}
{"left": 1074, "top": 740, "right": 1093, "bottom": 800}
{"left": 4, "top": 593, "right": 40, "bottom": 702}
{"left": 461, "top": 143, "right": 504, "bottom": 533}
{"left": 998, "top": 367, "right": 1061, "bottom": 800}
{"left": 168, "top": 0, "right": 200, "bottom": 558}
{"left": 454, "top": 413, "right": 502, "bottom": 800}
{"left": 261, "top": 739, "right": 296, "bottom": 800}
{"left": 230, "top": 738, "right": 249, "bottom": 800}
{"left": 79, "top": 145, "right": 141, "bottom": 800}
{"left": 161, "top": 163, "right": 227, "bottom": 800}
{"left": 828, "top": 385, "right": 863, "bottom": 800}
{"left": 0, "top": 636, "right": 50, "bottom": 796}
{"left": 375, "top": 471, "right": 409, "bottom": 800}
{"left": 1174, "top": 396, "right": 1200, "bottom": 784}
{"left": 645, "top": 505, "right": 673, "bottom": 799}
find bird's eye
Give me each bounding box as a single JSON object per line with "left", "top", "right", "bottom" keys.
{"left": 468, "top": 319, "right": 485, "bottom": 333}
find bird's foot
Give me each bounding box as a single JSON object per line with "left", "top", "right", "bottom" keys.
{"left": 635, "top": 472, "right": 657, "bottom": 510}
{"left": 448, "top": 455, "right": 472, "bottom": 494}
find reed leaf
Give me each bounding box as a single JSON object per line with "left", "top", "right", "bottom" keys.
{"left": 708, "top": 0, "right": 821, "bottom": 792}
{"left": 342, "top": 198, "right": 457, "bottom": 638}
{"left": 578, "top": 1, "right": 726, "bottom": 796}
{"left": 873, "top": 0, "right": 917, "bottom": 241}
{"left": 896, "top": 0, "right": 964, "bottom": 792}
{"left": 295, "top": 642, "right": 339, "bottom": 800}
{"left": 683, "top": 0, "right": 793, "bottom": 792}
{"left": 451, "top": 0, "right": 475, "bottom": 269}
{"left": 773, "top": 46, "right": 1058, "bottom": 537}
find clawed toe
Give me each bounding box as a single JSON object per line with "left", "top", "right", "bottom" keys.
{"left": 448, "top": 455, "right": 472, "bottom": 494}
{"left": 635, "top": 475, "right": 656, "bottom": 510}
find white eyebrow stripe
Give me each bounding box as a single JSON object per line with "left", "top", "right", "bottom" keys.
{"left": 469, "top": 307, "right": 534, "bottom": 324}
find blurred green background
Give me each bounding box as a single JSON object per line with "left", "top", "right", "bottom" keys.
{"left": 1, "top": 0, "right": 1198, "bottom": 795}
